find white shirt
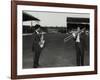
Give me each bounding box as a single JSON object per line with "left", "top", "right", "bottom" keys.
{"left": 76, "top": 33, "right": 80, "bottom": 42}
{"left": 72, "top": 32, "right": 80, "bottom": 42}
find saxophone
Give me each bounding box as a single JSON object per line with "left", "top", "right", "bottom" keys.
{"left": 39, "top": 32, "right": 45, "bottom": 48}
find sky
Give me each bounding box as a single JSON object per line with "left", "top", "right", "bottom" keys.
{"left": 23, "top": 11, "right": 90, "bottom": 27}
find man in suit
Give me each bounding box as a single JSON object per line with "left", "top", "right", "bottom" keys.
{"left": 72, "top": 27, "right": 86, "bottom": 66}
{"left": 32, "top": 24, "right": 43, "bottom": 68}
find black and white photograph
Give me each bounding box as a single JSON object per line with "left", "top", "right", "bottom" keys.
{"left": 22, "top": 11, "right": 90, "bottom": 69}
{"left": 11, "top": 1, "right": 97, "bottom": 79}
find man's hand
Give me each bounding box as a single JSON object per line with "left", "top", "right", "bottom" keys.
{"left": 39, "top": 40, "right": 45, "bottom": 48}
{"left": 72, "top": 32, "right": 76, "bottom": 38}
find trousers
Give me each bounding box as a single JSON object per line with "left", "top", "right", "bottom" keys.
{"left": 75, "top": 42, "right": 84, "bottom": 66}
{"left": 33, "top": 49, "right": 41, "bottom": 68}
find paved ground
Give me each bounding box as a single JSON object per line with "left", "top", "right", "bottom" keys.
{"left": 23, "top": 33, "right": 89, "bottom": 69}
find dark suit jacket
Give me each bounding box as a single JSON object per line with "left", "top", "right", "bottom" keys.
{"left": 32, "top": 31, "right": 41, "bottom": 52}
{"left": 74, "top": 32, "right": 87, "bottom": 51}
{"left": 80, "top": 32, "right": 87, "bottom": 50}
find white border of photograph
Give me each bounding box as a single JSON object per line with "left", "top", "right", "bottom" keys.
{"left": 17, "top": 5, "right": 94, "bottom": 75}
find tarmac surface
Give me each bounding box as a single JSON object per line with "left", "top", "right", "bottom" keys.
{"left": 23, "top": 33, "right": 89, "bottom": 69}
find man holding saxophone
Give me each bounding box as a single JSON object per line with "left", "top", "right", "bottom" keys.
{"left": 32, "top": 24, "right": 45, "bottom": 68}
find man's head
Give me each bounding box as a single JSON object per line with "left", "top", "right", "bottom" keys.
{"left": 77, "top": 27, "right": 80, "bottom": 31}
